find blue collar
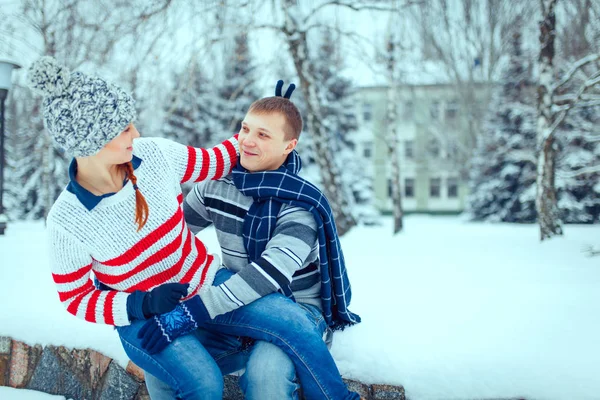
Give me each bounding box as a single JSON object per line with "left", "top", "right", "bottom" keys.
{"left": 67, "top": 155, "right": 142, "bottom": 211}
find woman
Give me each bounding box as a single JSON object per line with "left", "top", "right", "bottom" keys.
{"left": 29, "top": 56, "right": 360, "bottom": 400}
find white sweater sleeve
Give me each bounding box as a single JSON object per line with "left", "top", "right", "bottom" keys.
{"left": 48, "top": 223, "right": 131, "bottom": 326}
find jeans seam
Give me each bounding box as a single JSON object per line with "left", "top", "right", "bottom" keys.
{"left": 203, "top": 320, "right": 333, "bottom": 400}
{"left": 119, "top": 335, "right": 181, "bottom": 393}
{"left": 213, "top": 347, "right": 243, "bottom": 362}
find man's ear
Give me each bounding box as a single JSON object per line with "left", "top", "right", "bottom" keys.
{"left": 283, "top": 138, "right": 298, "bottom": 155}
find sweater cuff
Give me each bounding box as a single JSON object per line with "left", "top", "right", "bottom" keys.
{"left": 126, "top": 291, "right": 148, "bottom": 321}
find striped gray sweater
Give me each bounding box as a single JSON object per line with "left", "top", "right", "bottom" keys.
{"left": 184, "top": 175, "right": 322, "bottom": 318}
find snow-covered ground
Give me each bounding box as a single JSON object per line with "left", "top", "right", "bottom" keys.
{"left": 0, "top": 387, "right": 68, "bottom": 400}
{"left": 1, "top": 216, "right": 598, "bottom": 400}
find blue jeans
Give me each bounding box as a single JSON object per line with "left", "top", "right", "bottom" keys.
{"left": 144, "top": 327, "right": 302, "bottom": 400}
{"left": 117, "top": 268, "right": 358, "bottom": 400}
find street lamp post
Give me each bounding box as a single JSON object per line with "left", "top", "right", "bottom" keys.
{"left": 0, "top": 60, "right": 21, "bottom": 235}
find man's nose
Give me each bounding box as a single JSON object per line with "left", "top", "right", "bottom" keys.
{"left": 244, "top": 133, "right": 257, "bottom": 146}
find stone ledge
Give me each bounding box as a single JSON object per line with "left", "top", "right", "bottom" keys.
{"left": 0, "top": 336, "right": 405, "bottom": 400}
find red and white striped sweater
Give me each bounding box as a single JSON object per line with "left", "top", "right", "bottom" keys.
{"left": 47, "top": 136, "right": 238, "bottom": 326}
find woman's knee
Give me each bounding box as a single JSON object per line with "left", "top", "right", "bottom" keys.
{"left": 243, "top": 341, "right": 296, "bottom": 385}
{"left": 177, "top": 373, "right": 223, "bottom": 400}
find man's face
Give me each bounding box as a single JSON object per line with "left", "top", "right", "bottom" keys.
{"left": 238, "top": 111, "right": 297, "bottom": 172}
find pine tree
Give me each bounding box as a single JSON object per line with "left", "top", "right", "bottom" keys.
{"left": 556, "top": 105, "right": 600, "bottom": 223}
{"left": 161, "top": 61, "right": 221, "bottom": 147}
{"left": 5, "top": 85, "right": 68, "bottom": 221}
{"left": 217, "top": 32, "right": 261, "bottom": 139}
{"left": 466, "top": 29, "right": 538, "bottom": 222}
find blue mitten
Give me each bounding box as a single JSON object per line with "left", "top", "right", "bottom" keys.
{"left": 137, "top": 295, "right": 211, "bottom": 354}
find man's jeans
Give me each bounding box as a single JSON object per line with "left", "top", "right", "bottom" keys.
{"left": 144, "top": 320, "right": 304, "bottom": 400}
{"left": 116, "top": 268, "right": 359, "bottom": 400}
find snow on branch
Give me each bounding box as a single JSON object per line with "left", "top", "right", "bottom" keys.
{"left": 559, "top": 165, "right": 600, "bottom": 178}
{"left": 552, "top": 53, "right": 600, "bottom": 94}
{"left": 544, "top": 71, "right": 600, "bottom": 142}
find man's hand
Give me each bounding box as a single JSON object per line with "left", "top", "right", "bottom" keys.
{"left": 142, "top": 282, "right": 190, "bottom": 318}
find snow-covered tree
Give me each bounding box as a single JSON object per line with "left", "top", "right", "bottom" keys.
{"left": 535, "top": 0, "right": 600, "bottom": 239}
{"left": 383, "top": 3, "right": 403, "bottom": 233}
{"left": 3, "top": 0, "right": 172, "bottom": 220}
{"left": 161, "top": 61, "right": 222, "bottom": 147}
{"left": 311, "top": 29, "right": 376, "bottom": 225}
{"left": 553, "top": 0, "right": 600, "bottom": 224}
{"left": 466, "top": 26, "right": 538, "bottom": 222}
{"left": 216, "top": 32, "right": 261, "bottom": 138}
{"left": 556, "top": 105, "right": 600, "bottom": 223}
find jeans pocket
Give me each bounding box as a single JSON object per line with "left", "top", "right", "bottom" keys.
{"left": 298, "top": 303, "right": 326, "bottom": 333}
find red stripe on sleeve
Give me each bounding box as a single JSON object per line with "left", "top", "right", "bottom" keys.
{"left": 66, "top": 286, "right": 94, "bottom": 315}
{"left": 223, "top": 139, "right": 237, "bottom": 172}
{"left": 198, "top": 254, "right": 214, "bottom": 287}
{"left": 58, "top": 280, "right": 95, "bottom": 302}
{"left": 104, "top": 291, "right": 117, "bottom": 325}
{"left": 52, "top": 263, "right": 92, "bottom": 284}
{"left": 213, "top": 147, "right": 224, "bottom": 180}
{"left": 182, "top": 146, "right": 197, "bottom": 183}
{"left": 195, "top": 148, "right": 210, "bottom": 182}
{"left": 85, "top": 291, "right": 102, "bottom": 323}
{"left": 180, "top": 237, "right": 208, "bottom": 284}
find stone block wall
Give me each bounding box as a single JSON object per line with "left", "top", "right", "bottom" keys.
{"left": 0, "top": 336, "right": 406, "bottom": 400}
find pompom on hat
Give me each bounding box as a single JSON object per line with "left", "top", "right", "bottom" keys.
{"left": 27, "top": 56, "right": 136, "bottom": 157}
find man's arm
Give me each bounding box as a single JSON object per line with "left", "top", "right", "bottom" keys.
{"left": 183, "top": 182, "right": 213, "bottom": 234}
{"left": 200, "top": 206, "right": 318, "bottom": 318}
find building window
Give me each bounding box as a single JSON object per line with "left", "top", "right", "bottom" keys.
{"left": 427, "top": 138, "right": 440, "bottom": 158}
{"left": 445, "top": 100, "right": 459, "bottom": 120}
{"left": 405, "top": 140, "right": 414, "bottom": 159}
{"left": 363, "top": 103, "right": 372, "bottom": 121}
{"left": 429, "top": 101, "right": 440, "bottom": 120}
{"left": 364, "top": 146, "right": 372, "bottom": 158}
{"left": 403, "top": 100, "right": 414, "bottom": 119}
{"left": 430, "top": 178, "right": 441, "bottom": 198}
{"left": 447, "top": 178, "right": 458, "bottom": 198}
{"left": 404, "top": 178, "right": 415, "bottom": 198}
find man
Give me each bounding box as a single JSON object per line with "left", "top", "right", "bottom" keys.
{"left": 145, "top": 84, "right": 360, "bottom": 399}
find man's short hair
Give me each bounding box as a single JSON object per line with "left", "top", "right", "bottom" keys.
{"left": 247, "top": 96, "right": 303, "bottom": 140}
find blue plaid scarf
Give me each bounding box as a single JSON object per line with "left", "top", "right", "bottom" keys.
{"left": 232, "top": 150, "right": 361, "bottom": 330}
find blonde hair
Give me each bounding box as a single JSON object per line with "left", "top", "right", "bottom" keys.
{"left": 247, "top": 97, "right": 303, "bottom": 140}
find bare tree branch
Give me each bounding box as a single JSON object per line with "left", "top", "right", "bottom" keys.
{"left": 559, "top": 164, "right": 600, "bottom": 178}
{"left": 302, "top": 0, "right": 420, "bottom": 26}
{"left": 552, "top": 53, "right": 600, "bottom": 93}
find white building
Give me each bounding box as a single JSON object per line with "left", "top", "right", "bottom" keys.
{"left": 354, "top": 83, "right": 492, "bottom": 214}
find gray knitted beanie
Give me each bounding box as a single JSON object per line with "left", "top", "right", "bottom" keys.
{"left": 27, "top": 56, "right": 136, "bottom": 157}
